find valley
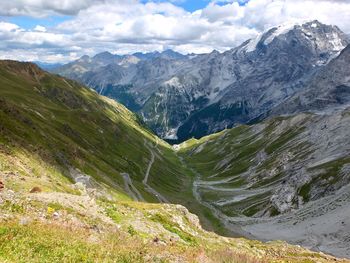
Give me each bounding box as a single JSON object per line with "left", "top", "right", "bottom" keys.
{"left": 0, "top": 58, "right": 350, "bottom": 262}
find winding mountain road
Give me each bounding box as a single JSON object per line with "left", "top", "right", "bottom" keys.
{"left": 143, "top": 139, "right": 169, "bottom": 203}
{"left": 121, "top": 173, "right": 144, "bottom": 201}
{"left": 177, "top": 155, "right": 250, "bottom": 237}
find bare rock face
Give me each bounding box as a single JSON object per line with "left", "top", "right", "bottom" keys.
{"left": 55, "top": 20, "right": 349, "bottom": 142}
{"left": 271, "top": 184, "right": 297, "bottom": 213}
{"left": 270, "top": 45, "right": 350, "bottom": 116}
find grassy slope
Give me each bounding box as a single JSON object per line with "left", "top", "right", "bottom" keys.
{"left": 0, "top": 60, "right": 186, "bottom": 199}
{"left": 0, "top": 61, "right": 348, "bottom": 262}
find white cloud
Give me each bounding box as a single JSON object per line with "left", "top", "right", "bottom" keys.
{"left": 0, "top": 0, "right": 350, "bottom": 62}
{"left": 0, "top": 0, "right": 105, "bottom": 16}
{"left": 34, "top": 25, "right": 46, "bottom": 32}
{"left": 0, "top": 22, "right": 20, "bottom": 32}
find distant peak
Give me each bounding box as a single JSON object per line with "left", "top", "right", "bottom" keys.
{"left": 160, "top": 49, "right": 186, "bottom": 59}
{"left": 79, "top": 55, "right": 90, "bottom": 61}
{"left": 244, "top": 20, "right": 345, "bottom": 53}
{"left": 162, "top": 49, "right": 178, "bottom": 54}
{"left": 93, "top": 51, "right": 115, "bottom": 59}
{"left": 133, "top": 49, "right": 186, "bottom": 60}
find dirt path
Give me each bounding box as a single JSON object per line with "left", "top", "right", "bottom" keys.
{"left": 142, "top": 139, "right": 169, "bottom": 203}
{"left": 142, "top": 140, "right": 155, "bottom": 185}
{"left": 121, "top": 173, "right": 144, "bottom": 201}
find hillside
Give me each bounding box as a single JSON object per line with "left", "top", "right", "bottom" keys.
{"left": 0, "top": 60, "right": 187, "bottom": 202}
{"left": 178, "top": 108, "right": 350, "bottom": 258}
{"left": 0, "top": 60, "right": 348, "bottom": 262}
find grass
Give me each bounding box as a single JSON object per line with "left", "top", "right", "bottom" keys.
{"left": 0, "top": 222, "right": 146, "bottom": 263}
{"left": 0, "top": 222, "right": 260, "bottom": 263}
{"left": 150, "top": 213, "right": 197, "bottom": 244}
{"left": 265, "top": 128, "right": 304, "bottom": 154}
{"left": 0, "top": 197, "right": 342, "bottom": 263}
{"left": 299, "top": 157, "right": 350, "bottom": 201}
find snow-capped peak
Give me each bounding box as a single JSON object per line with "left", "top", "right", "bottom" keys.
{"left": 245, "top": 33, "right": 263, "bottom": 52}
{"left": 243, "top": 20, "right": 344, "bottom": 53}
{"left": 244, "top": 20, "right": 304, "bottom": 52}
{"left": 263, "top": 21, "right": 304, "bottom": 45}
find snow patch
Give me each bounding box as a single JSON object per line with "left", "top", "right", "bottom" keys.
{"left": 244, "top": 20, "right": 304, "bottom": 52}
{"left": 244, "top": 34, "right": 263, "bottom": 52}
{"left": 264, "top": 22, "right": 301, "bottom": 45}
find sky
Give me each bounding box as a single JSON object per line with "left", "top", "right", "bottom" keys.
{"left": 0, "top": 0, "right": 350, "bottom": 63}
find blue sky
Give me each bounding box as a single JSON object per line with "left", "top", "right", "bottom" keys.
{"left": 0, "top": 0, "right": 349, "bottom": 63}
{"left": 175, "top": 0, "right": 209, "bottom": 12}
{"left": 139, "top": 0, "right": 210, "bottom": 12}
{"left": 5, "top": 16, "right": 71, "bottom": 30}
{"left": 178, "top": 0, "right": 250, "bottom": 11}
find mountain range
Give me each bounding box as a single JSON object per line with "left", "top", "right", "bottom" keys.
{"left": 54, "top": 20, "right": 349, "bottom": 142}
{"left": 1, "top": 19, "right": 350, "bottom": 262}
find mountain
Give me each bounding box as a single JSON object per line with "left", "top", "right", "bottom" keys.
{"left": 1, "top": 60, "right": 345, "bottom": 262}
{"left": 176, "top": 20, "right": 349, "bottom": 141}
{"left": 54, "top": 20, "right": 349, "bottom": 142}
{"left": 133, "top": 49, "right": 187, "bottom": 60}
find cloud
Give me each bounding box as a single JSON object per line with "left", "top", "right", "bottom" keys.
{"left": 0, "top": 22, "right": 20, "bottom": 32}
{"left": 1, "top": 0, "right": 350, "bottom": 62}
{"left": 34, "top": 25, "right": 46, "bottom": 32}
{"left": 0, "top": 0, "right": 106, "bottom": 17}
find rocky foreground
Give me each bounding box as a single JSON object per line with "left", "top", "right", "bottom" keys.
{"left": 0, "top": 183, "right": 348, "bottom": 263}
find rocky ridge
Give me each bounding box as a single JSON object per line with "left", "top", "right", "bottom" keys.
{"left": 54, "top": 20, "right": 349, "bottom": 141}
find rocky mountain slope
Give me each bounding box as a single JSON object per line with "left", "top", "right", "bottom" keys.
{"left": 269, "top": 44, "right": 350, "bottom": 116}
{"left": 54, "top": 20, "right": 349, "bottom": 142}
{"left": 178, "top": 107, "right": 350, "bottom": 258}
{"left": 2, "top": 60, "right": 346, "bottom": 262}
